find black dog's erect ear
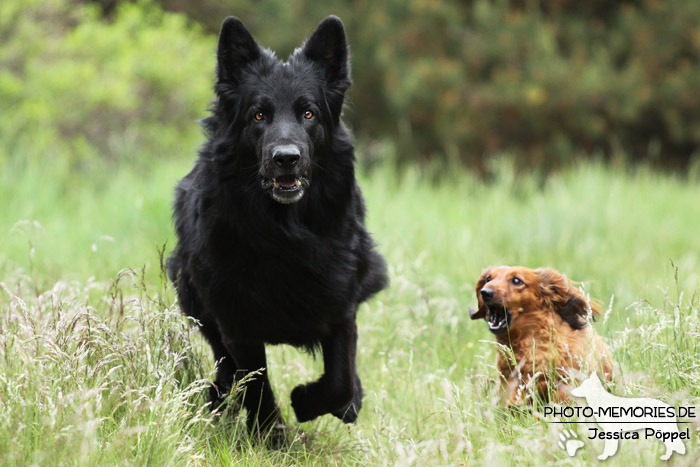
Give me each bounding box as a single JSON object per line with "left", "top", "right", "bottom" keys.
{"left": 301, "top": 16, "right": 350, "bottom": 87}
{"left": 216, "top": 17, "right": 261, "bottom": 83}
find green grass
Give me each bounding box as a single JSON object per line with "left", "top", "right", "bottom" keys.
{"left": 1, "top": 157, "right": 699, "bottom": 465}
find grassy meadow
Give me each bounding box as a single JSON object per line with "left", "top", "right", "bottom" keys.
{"left": 1, "top": 156, "right": 699, "bottom": 466}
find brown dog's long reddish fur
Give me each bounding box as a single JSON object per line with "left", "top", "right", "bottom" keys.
{"left": 471, "top": 266, "right": 614, "bottom": 405}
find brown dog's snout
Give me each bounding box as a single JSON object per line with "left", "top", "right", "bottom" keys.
{"left": 480, "top": 287, "right": 494, "bottom": 302}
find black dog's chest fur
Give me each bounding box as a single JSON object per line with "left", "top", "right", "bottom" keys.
{"left": 172, "top": 159, "right": 381, "bottom": 348}
{"left": 199, "top": 206, "right": 365, "bottom": 346}
{"left": 208, "top": 249, "right": 358, "bottom": 346}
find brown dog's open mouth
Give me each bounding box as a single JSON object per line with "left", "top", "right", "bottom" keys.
{"left": 487, "top": 304, "right": 511, "bottom": 334}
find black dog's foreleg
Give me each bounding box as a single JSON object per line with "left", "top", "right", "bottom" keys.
{"left": 169, "top": 268, "right": 237, "bottom": 411}
{"left": 203, "top": 328, "right": 238, "bottom": 410}
{"left": 224, "top": 341, "right": 283, "bottom": 437}
{"left": 291, "top": 317, "right": 362, "bottom": 423}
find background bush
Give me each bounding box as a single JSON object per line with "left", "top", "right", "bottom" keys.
{"left": 1, "top": 0, "right": 212, "bottom": 168}
{"left": 139, "top": 0, "right": 700, "bottom": 169}
{"left": 3, "top": 0, "right": 700, "bottom": 170}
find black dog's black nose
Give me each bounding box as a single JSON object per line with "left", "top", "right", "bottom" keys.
{"left": 480, "top": 287, "right": 494, "bottom": 301}
{"left": 272, "top": 145, "right": 300, "bottom": 169}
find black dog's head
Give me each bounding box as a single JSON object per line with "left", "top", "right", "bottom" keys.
{"left": 212, "top": 16, "right": 351, "bottom": 204}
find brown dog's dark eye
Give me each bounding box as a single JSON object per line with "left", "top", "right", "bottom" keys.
{"left": 511, "top": 277, "right": 523, "bottom": 286}
{"left": 486, "top": 275, "right": 492, "bottom": 282}
{"left": 254, "top": 111, "right": 265, "bottom": 121}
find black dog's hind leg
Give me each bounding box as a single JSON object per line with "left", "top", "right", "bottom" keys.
{"left": 224, "top": 341, "right": 284, "bottom": 437}
{"left": 291, "top": 317, "right": 362, "bottom": 423}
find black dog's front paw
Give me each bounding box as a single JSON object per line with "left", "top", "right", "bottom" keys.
{"left": 208, "top": 383, "right": 228, "bottom": 412}
{"left": 260, "top": 422, "right": 292, "bottom": 449}
{"left": 331, "top": 399, "right": 360, "bottom": 423}
{"left": 291, "top": 382, "right": 319, "bottom": 423}
{"left": 292, "top": 377, "right": 363, "bottom": 424}
{"left": 247, "top": 410, "right": 286, "bottom": 446}
{"left": 332, "top": 375, "right": 363, "bottom": 423}
{"left": 207, "top": 382, "right": 241, "bottom": 414}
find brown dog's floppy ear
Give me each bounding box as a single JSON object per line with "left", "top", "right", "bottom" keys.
{"left": 470, "top": 268, "right": 491, "bottom": 320}
{"left": 536, "top": 268, "right": 598, "bottom": 330}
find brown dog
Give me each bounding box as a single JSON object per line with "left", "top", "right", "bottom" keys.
{"left": 470, "top": 266, "right": 614, "bottom": 405}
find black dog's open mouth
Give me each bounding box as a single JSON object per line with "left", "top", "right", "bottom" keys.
{"left": 261, "top": 175, "right": 309, "bottom": 204}
{"left": 487, "top": 304, "right": 511, "bottom": 334}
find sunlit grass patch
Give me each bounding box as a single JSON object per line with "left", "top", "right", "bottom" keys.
{"left": 0, "top": 267, "right": 216, "bottom": 465}
{"left": 1, "top": 159, "right": 700, "bottom": 465}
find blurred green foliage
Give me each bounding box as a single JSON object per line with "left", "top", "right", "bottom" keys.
{"left": 145, "top": 0, "right": 700, "bottom": 168}
{"left": 2, "top": 0, "right": 700, "bottom": 170}
{"left": 0, "top": 0, "right": 213, "bottom": 168}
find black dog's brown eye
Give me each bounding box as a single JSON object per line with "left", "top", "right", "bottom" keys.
{"left": 254, "top": 111, "right": 265, "bottom": 121}
{"left": 511, "top": 277, "right": 523, "bottom": 286}
{"left": 303, "top": 110, "right": 314, "bottom": 119}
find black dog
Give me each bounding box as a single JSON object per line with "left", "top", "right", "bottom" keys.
{"left": 167, "top": 16, "right": 388, "bottom": 438}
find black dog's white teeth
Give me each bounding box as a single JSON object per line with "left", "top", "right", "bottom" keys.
{"left": 264, "top": 175, "right": 309, "bottom": 204}
{"left": 272, "top": 176, "right": 303, "bottom": 190}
